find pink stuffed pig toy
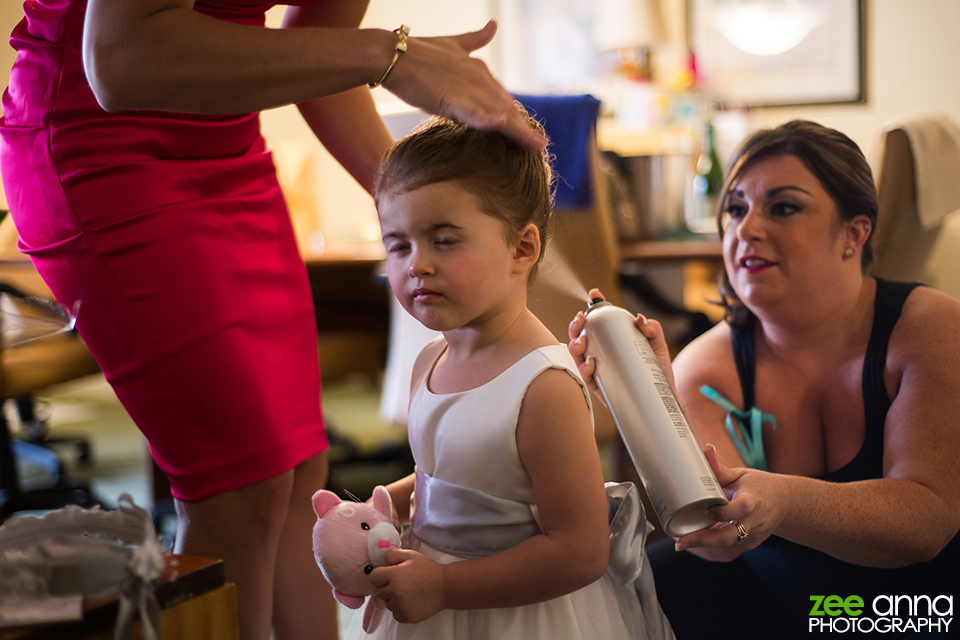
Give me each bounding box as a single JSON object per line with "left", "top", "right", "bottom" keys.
{"left": 312, "top": 485, "right": 401, "bottom": 633}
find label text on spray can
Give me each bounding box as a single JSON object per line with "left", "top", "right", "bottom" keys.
{"left": 633, "top": 340, "right": 692, "bottom": 438}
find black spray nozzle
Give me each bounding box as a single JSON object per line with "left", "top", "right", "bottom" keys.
{"left": 587, "top": 297, "right": 606, "bottom": 310}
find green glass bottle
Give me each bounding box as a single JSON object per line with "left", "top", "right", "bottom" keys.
{"left": 688, "top": 120, "right": 724, "bottom": 233}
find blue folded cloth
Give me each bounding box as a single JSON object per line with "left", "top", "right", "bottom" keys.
{"left": 513, "top": 94, "right": 602, "bottom": 209}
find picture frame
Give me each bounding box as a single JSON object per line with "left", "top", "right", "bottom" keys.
{"left": 687, "top": 0, "right": 865, "bottom": 108}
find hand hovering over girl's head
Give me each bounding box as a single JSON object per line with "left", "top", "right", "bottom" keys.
{"left": 377, "top": 20, "right": 547, "bottom": 152}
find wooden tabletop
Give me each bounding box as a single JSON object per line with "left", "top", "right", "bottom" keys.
{"left": 619, "top": 237, "right": 723, "bottom": 263}
{"left": 299, "top": 237, "right": 724, "bottom": 267}
{"left": 4, "top": 235, "right": 722, "bottom": 270}
{"left": 300, "top": 240, "right": 385, "bottom": 267}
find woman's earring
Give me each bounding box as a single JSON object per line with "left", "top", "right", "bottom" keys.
{"left": 843, "top": 247, "right": 854, "bottom": 258}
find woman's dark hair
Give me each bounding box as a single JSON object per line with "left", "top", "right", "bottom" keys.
{"left": 374, "top": 109, "right": 553, "bottom": 279}
{"left": 716, "top": 120, "right": 878, "bottom": 328}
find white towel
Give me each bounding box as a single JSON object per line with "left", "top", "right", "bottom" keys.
{"left": 877, "top": 113, "right": 960, "bottom": 230}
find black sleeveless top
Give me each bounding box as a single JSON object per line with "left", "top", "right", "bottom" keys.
{"left": 647, "top": 279, "right": 958, "bottom": 639}
{"left": 732, "top": 278, "right": 959, "bottom": 602}
{"left": 730, "top": 277, "right": 917, "bottom": 483}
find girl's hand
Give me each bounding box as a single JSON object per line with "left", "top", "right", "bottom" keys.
{"left": 674, "top": 445, "right": 785, "bottom": 561}
{"left": 567, "top": 288, "right": 677, "bottom": 402}
{"left": 370, "top": 549, "right": 446, "bottom": 624}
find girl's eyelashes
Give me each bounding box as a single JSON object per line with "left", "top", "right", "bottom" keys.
{"left": 383, "top": 237, "right": 456, "bottom": 255}
{"left": 384, "top": 240, "right": 410, "bottom": 254}
{"left": 382, "top": 228, "right": 462, "bottom": 254}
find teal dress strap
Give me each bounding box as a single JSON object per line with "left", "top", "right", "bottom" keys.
{"left": 699, "top": 385, "right": 776, "bottom": 471}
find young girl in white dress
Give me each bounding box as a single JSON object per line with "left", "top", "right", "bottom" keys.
{"left": 347, "top": 113, "right": 674, "bottom": 640}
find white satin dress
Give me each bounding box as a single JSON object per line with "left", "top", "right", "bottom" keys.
{"left": 346, "top": 341, "right": 675, "bottom": 640}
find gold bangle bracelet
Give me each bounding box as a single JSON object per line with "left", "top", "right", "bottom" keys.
{"left": 368, "top": 25, "right": 411, "bottom": 89}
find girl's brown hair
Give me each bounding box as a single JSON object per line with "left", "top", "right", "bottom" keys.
{"left": 374, "top": 110, "right": 553, "bottom": 278}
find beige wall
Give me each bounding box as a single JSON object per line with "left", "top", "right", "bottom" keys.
{"left": 749, "top": 0, "right": 960, "bottom": 160}
{"left": 721, "top": 1, "right": 960, "bottom": 299}
{"left": 0, "top": 3, "right": 15, "bottom": 100}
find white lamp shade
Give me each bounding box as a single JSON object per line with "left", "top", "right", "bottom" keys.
{"left": 714, "top": 0, "right": 825, "bottom": 57}
{"left": 594, "top": 0, "right": 663, "bottom": 51}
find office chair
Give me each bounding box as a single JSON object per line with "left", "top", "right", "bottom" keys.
{"left": 871, "top": 113, "right": 960, "bottom": 283}
{"left": 0, "top": 216, "right": 102, "bottom": 521}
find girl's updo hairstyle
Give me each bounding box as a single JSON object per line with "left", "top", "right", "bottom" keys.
{"left": 374, "top": 108, "right": 554, "bottom": 279}
{"left": 716, "top": 120, "right": 879, "bottom": 328}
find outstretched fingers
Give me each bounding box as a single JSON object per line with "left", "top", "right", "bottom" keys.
{"left": 385, "top": 28, "right": 546, "bottom": 151}
{"left": 447, "top": 21, "right": 546, "bottom": 149}
{"left": 450, "top": 19, "right": 499, "bottom": 54}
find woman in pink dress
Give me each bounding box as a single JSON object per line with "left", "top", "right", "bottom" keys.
{"left": 0, "top": 1, "right": 543, "bottom": 637}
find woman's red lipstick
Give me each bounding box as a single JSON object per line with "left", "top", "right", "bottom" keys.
{"left": 739, "top": 255, "right": 777, "bottom": 273}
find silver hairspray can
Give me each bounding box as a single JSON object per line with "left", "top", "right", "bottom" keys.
{"left": 583, "top": 300, "right": 726, "bottom": 536}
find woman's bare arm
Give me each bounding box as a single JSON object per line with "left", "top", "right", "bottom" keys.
{"left": 771, "top": 288, "right": 960, "bottom": 565}
{"left": 82, "top": 0, "right": 544, "bottom": 148}
{"left": 676, "top": 289, "right": 960, "bottom": 567}
{"left": 83, "top": 0, "right": 387, "bottom": 113}
{"left": 283, "top": 3, "right": 393, "bottom": 193}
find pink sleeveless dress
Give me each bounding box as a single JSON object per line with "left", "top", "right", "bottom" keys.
{"left": 0, "top": 0, "right": 328, "bottom": 501}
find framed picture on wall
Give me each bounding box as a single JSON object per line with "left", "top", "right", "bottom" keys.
{"left": 688, "top": 0, "right": 865, "bottom": 108}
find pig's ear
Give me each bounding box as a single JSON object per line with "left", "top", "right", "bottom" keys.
{"left": 312, "top": 490, "right": 342, "bottom": 517}
{"left": 371, "top": 485, "right": 393, "bottom": 518}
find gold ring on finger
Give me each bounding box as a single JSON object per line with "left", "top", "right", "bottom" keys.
{"left": 732, "top": 520, "right": 749, "bottom": 545}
